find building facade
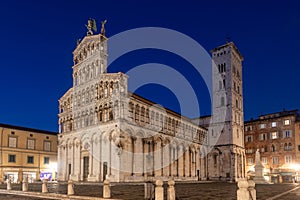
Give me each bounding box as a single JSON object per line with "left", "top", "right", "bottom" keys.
{"left": 244, "top": 109, "right": 300, "bottom": 182}
{"left": 0, "top": 123, "right": 58, "bottom": 183}
{"left": 57, "top": 20, "right": 246, "bottom": 182}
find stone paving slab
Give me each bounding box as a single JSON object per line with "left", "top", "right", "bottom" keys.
{"left": 283, "top": 189, "right": 300, "bottom": 200}
{"left": 256, "top": 184, "right": 299, "bottom": 200}
{"left": 0, "top": 193, "right": 47, "bottom": 200}
{"left": 270, "top": 186, "right": 300, "bottom": 200}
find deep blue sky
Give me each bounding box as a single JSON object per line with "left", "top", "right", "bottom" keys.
{"left": 0, "top": 0, "right": 299, "bottom": 132}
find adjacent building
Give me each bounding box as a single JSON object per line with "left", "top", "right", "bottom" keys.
{"left": 57, "top": 19, "right": 246, "bottom": 182}
{"left": 244, "top": 109, "right": 300, "bottom": 182}
{"left": 0, "top": 123, "right": 58, "bottom": 183}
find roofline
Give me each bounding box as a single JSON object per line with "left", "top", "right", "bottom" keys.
{"left": 129, "top": 92, "right": 186, "bottom": 119}
{"left": 73, "top": 34, "right": 107, "bottom": 55}
{"left": 129, "top": 92, "right": 207, "bottom": 130}
{"left": 258, "top": 109, "right": 299, "bottom": 118}
{"left": 0, "top": 123, "right": 58, "bottom": 135}
{"left": 192, "top": 115, "right": 212, "bottom": 120}
{"left": 245, "top": 114, "right": 299, "bottom": 124}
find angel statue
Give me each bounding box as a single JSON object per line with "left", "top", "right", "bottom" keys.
{"left": 86, "top": 18, "right": 97, "bottom": 36}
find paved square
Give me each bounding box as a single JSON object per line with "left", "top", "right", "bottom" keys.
{"left": 0, "top": 182, "right": 299, "bottom": 199}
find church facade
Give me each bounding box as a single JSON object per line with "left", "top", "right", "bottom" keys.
{"left": 57, "top": 20, "right": 245, "bottom": 182}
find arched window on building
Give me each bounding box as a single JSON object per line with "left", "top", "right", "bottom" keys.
{"left": 140, "top": 107, "right": 145, "bottom": 123}
{"left": 135, "top": 105, "right": 140, "bottom": 122}
{"left": 288, "top": 143, "right": 292, "bottom": 150}
{"left": 284, "top": 143, "right": 288, "bottom": 151}
{"left": 109, "top": 109, "right": 113, "bottom": 121}
{"left": 128, "top": 103, "right": 134, "bottom": 120}
{"left": 271, "top": 144, "right": 276, "bottom": 152}
{"left": 99, "top": 110, "right": 103, "bottom": 122}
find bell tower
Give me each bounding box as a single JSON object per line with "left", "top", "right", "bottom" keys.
{"left": 208, "top": 42, "right": 245, "bottom": 181}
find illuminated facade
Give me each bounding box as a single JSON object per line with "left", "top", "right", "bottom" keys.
{"left": 58, "top": 20, "right": 246, "bottom": 182}
{"left": 245, "top": 109, "right": 300, "bottom": 182}
{"left": 0, "top": 123, "right": 58, "bottom": 183}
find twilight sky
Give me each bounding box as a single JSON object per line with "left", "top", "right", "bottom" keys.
{"left": 0, "top": 0, "right": 299, "bottom": 132}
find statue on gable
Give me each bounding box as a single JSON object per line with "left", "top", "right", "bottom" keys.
{"left": 101, "top": 20, "right": 107, "bottom": 36}
{"left": 86, "top": 18, "right": 97, "bottom": 36}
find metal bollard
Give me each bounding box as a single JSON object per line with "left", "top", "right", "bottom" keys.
{"left": 42, "top": 178, "right": 48, "bottom": 193}
{"left": 67, "top": 180, "right": 74, "bottom": 195}
{"left": 103, "top": 179, "right": 111, "bottom": 199}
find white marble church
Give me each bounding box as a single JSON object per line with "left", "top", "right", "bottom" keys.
{"left": 57, "top": 20, "right": 246, "bottom": 182}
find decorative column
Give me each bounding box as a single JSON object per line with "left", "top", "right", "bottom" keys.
{"left": 143, "top": 140, "right": 149, "bottom": 177}
{"left": 230, "top": 151, "right": 237, "bottom": 182}
{"left": 142, "top": 139, "right": 146, "bottom": 177}
{"left": 154, "top": 139, "right": 162, "bottom": 177}
{"left": 178, "top": 145, "right": 184, "bottom": 177}
{"left": 151, "top": 141, "right": 155, "bottom": 176}
{"left": 131, "top": 137, "right": 136, "bottom": 176}
{"left": 65, "top": 144, "right": 69, "bottom": 180}
{"left": 162, "top": 140, "right": 170, "bottom": 177}
{"left": 168, "top": 145, "right": 172, "bottom": 177}
{"left": 134, "top": 137, "right": 143, "bottom": 176}
{"left": 160, "top": 140, "right": 164, "bottom": 177}
{"left": 238, "top": 154, "right": 241, "bottom": 178}
{"left": 184, "top": 147, "right": 190, "bottom": 177}
{"left": 173, "top": 146, "right": 178, "bottom": 176}
{"left": 73, "top": 140, "right": 83, "bottom": 181}
{"left": 109, "top": 136, "right": 112, "bottom": 176}
{"left": 99, "top": 137, "right": 102, "bottom": 181}
{"left": 57, "top": 145, "right": 63, "bottom": 181}
{"left": 234, "top": 153, "right": 238, "bottom": 181}
{"left": 191, "top": 149, "right": 195, "bottom": 177}
{"left": 242, "top": 152, "right": 246, "bottom": 178}
{"left": 71, "top": 142, "right": 75, "bottom": 176}
{"left": 90, "top": 140, "right": 94, "bottom": 175}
